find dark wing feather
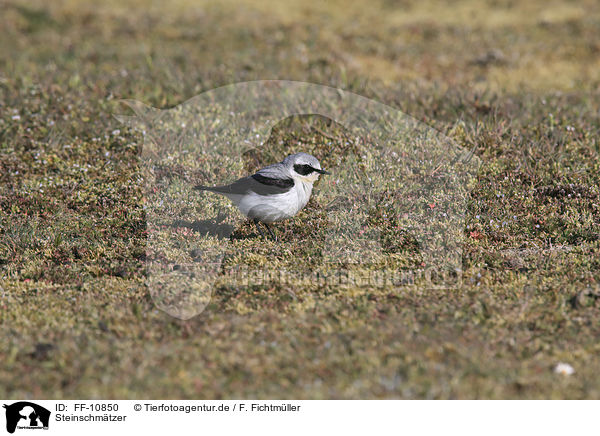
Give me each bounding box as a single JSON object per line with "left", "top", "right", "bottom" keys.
{"left": 198, "top": 174, "right": 294, "bottom": 196}
{"left": 251, "top": 174, "right": 294, "bottom": 190}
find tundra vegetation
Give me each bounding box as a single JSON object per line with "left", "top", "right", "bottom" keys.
{"left": 0, "top": 0, "right": 599, "bottom": 398}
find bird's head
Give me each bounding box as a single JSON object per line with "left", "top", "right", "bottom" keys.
{"left": 284, "top": 152, "right": 330, "bottom": 183}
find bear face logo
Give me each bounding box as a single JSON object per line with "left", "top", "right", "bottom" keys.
{"left": 3, "top": 402, "right": 50, "bottom": 434}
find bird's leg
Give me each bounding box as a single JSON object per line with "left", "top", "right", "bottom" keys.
{"left": 253, "top": 219, "right": 266, "bottom": 239}
{"left": 263, "top": 223, "right": 277, "bottom": 242}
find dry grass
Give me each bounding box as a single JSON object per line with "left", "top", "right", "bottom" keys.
{"left": 0, "top": 0, "right": 599, "bottom": 398}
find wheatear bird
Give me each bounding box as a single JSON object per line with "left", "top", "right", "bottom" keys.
{"left": 195, "top": 152, "right": 330, "bottom": 240}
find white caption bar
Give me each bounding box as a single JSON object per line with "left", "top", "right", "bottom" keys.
{"left": 0, "top": 400, "right": 597, "bottom": 436}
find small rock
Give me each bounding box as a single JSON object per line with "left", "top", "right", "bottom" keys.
{"left": 98, "top": 320, "right": 109, "bottom": 332}
{"left": 30, "top": 343, "right": 55, "bottom": 360}
{"left": 472, "top": 49, "right": 506, "bottom": 66}
{"left": 569, "top": 287, "right": 600, "bottom": 309}
{"left": 554, "top": 362, "right": 575, "bottom": 376}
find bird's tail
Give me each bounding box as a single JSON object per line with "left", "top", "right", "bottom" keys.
{"left": 194, "top": 185, "right": 228, "bottom": 194}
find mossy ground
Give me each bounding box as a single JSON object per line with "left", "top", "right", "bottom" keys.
{"left": 1, "top": 0, "right": 599, "bottom": 398}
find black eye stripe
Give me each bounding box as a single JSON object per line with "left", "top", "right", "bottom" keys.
{"left": 294, "top": 164, "right": 315, "bottom": 175}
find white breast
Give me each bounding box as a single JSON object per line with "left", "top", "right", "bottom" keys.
{"left": 234, "top": 179, "right": 313, "bottom": 223}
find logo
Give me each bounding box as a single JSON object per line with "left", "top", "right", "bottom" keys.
{"left": 3, "top": 402, "right": 50, "bottom": 434}
{"left": 117, "top": 80, "right": 481, "bottom": 320}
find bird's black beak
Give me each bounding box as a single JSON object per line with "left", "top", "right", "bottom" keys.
{"left": 317, "top": 169, "right": 331, "bottom": 175}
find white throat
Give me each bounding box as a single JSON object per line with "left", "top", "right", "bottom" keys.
{"left": 293, "top": 176, "right": 315, "bottom": 213}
